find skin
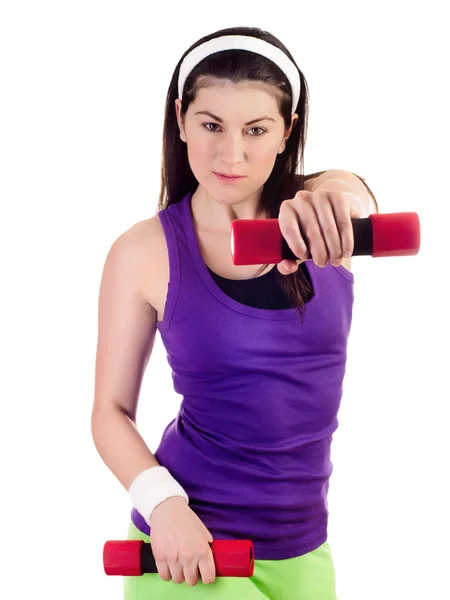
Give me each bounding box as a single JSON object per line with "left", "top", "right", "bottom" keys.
{"left": 175, "top": 80, "right": 297, "bottom": 223}
{"left": 90, "top": 83, "right": 360, "bottom": 573}
{"left": 174, "top": 80, "right": 359, "bottom": 276}
{"left": 175, "top": 80, "right": 302, "bottom": 273}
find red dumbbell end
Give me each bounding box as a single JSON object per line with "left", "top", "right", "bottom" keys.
{"left": 369, "top": 212, "right": 420, "bottom": 257}
{"left": 211, "top": 539, "right": 255, "bottom": 577}
{"left": 103, "top": 540, "right": 143, "bottom": 576}
{"left": 230, "top": 219, "right": 281, "bottom": 266}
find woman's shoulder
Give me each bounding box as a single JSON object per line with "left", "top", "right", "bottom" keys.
{"left": 110, "top": 215, "right": 167, "bottom": 285}
{"left": 106, "top": 215, "right": 168, "bottom": 312}
{"left": 122, "top": 214, "right": 166, "bottom": 253}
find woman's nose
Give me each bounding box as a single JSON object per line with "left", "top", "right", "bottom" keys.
{"left": 218, "top": 134, "right": 246, "bottom": 161}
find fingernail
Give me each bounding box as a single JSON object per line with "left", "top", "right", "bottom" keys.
{"left": 344, "top": 251, "right": 351, "bottom": 258}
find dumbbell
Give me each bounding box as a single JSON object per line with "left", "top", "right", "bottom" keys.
{"left": 230, "top": 212, "right": 420, "bottom": 265}
{"left": 103, "top": 538, "right": 255, "bottom": 577}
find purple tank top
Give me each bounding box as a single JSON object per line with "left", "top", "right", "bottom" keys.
{"left": 131, "top": 190, "right": 355, "bottom": 560}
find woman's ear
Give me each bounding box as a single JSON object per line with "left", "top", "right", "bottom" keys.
{"left": 175, "top": 99, "right": 187, "bottom": 143}
{"left": 279, "top": 112, "right": 298, "bottom": 153}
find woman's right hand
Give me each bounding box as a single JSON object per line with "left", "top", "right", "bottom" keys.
{"left": 149, "top": 496, "right": 217, "bottom": 586}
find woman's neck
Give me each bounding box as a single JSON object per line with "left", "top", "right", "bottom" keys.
{"left": 190, "top": 185, "right": 267, "bottom": 235}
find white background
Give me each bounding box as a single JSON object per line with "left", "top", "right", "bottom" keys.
{"left": 1, "top": 1, "right": 449, "bottom": 598}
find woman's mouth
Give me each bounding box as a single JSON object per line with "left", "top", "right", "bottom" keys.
{"left": 213, "top": 172, "right": 246, "bottom": 183}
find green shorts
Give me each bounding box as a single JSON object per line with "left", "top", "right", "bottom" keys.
{"left": 123, "top": 521, "right": 337, "bottom": 600}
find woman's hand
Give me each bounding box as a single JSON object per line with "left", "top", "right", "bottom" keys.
{"left": 277, "top": 189, "right": 367, "bottom": 274}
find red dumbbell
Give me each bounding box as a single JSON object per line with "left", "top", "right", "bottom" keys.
{"left": 103, "top": 538, "right": 254, "bottom": 578}
{"left": 230, "top": 212, "right": 420, "bottom": 265}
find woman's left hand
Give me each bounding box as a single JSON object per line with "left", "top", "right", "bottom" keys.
{"left": 277, "top": 189, "right": 367, "bottom": 275}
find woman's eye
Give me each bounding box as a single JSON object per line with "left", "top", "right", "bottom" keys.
{"left": 203, "top": 123, "right": 265, "bottom": 136}
{"left": 204, "top": 123, "right": 220, "bottom": 132}
{"left": 249, "top": 127, "right": 265, "bottom": 136}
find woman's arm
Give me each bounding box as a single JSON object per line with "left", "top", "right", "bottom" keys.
{"left": 305, "top": 169, "right": 378, "bottom": 213}
{"left": 91, "top": 221, "right": 161, "bottom": 491}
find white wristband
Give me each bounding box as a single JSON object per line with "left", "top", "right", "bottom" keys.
{"left": 128, "top": 466, "right": 189, "bottom": 526}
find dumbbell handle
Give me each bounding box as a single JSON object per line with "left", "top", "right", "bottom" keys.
{"left": 103, "top": 539, "right": 254, "bottom": 577}
{"left": 230, "top": 212, "right": 420, "bottom": 265}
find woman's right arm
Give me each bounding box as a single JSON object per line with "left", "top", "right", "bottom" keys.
{"left": 90, "top": 220, "right": 161, "bottom": 490}
{"left": 90, "top": 221, "right": 217, "bottom": 586}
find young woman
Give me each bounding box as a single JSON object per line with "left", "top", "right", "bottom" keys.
{"left": 92, "top": 25, "right": 378, "bottom": 600}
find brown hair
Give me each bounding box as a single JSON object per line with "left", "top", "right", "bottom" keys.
{"left": 156, "top": 25, "right": 379, "bottom": 322}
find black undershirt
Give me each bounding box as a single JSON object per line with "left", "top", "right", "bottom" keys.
{"left": 207, "top": 262, "right": 313, "bottom": 310}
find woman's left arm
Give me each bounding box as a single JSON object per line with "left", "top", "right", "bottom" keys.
{"left": 306, "top": 169, "right": 375, "bottom": 217}
{"left": 278, "top": 170, "right": 376, "bottom": 275}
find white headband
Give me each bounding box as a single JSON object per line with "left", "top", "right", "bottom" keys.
{"left": 178, "top": 35, "right": 301, "bottom": 114}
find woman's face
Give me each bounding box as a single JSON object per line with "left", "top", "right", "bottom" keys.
{"left": 175, "top": 81, "right": 297, "bottom": 199}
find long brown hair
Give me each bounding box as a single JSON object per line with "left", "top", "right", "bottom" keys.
{"left": 156, "top": 26, "right": 379, "bottom": 322}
